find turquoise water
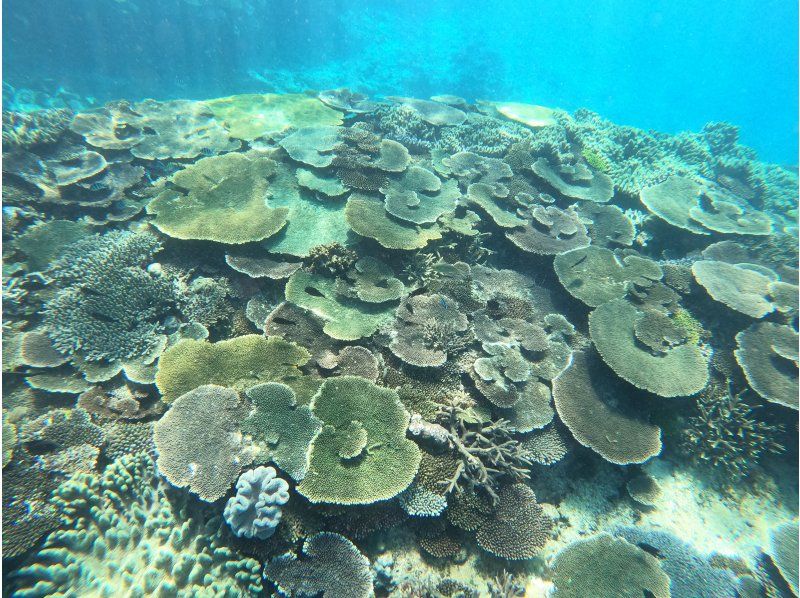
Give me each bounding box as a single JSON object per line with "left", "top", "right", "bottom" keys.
{"left": 3, "top": 0, "right": 798, "bottom": 163}
{"left": 2, "top": 2, "right": 799, "bottom": 597}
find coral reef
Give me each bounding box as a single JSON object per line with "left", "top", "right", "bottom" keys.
{"left": 551, "top": 533, "right": 671, "bottom": 597}
{"left": 2, "top": 88, "right": 797, "bottom": 596}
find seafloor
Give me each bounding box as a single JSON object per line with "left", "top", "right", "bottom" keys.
{"left": 1, "top": 89, "right": 798, "bottom": 597}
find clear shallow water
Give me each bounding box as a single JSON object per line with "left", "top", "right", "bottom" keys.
{"left": 2, "top": 2, "right": 799, "bottom": 597}
{"left": 3, "top": 0, "right": 798, "bottom": 163}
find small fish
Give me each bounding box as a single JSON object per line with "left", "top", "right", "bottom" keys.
{"left": 89, "top": 182, "right": 105, "bottom": 192}
{"left": 200, "top": 147, "right": 214, "bottom": 156}
{"left": 439, "top": 297, "right": 448, "bottom": 309}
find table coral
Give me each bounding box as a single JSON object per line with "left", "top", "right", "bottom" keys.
{"left": 154, "top": 334, "right": 313, "bottom": 403}
{"left": 297, "top": 376, "right": 422, "bottom": 505}
{"left": 147, "top": 152, "right": 289, "bottom": 244}
{"left": 154, "top": 385, "right": 254, "bottom": 501}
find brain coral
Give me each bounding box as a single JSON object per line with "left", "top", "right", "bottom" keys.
{"left": 735, "top": 322, "right": 798, "bottom": 409}
{"left": 242, "top": 382, "right": 322, "bottom": 481}
{"left": 223, "top": 465, "right": 290, "bottom": 540}
{"left": 264, "top": 531, "right": 374, "bottom": 598}
{"left": 553, "top": 349, "right": 662, "bottom": 465}
{"left": 13, "top": 453, "right": 262, "bottom": 597}
{"left": 589, "top": 298, "right": 709, "bottom": 397}
{"left": 154, "top": 334, "right": 313, "bottom": 403}
{"left": 297, "top": 376, "right": 422, "bottom": 505}
{"left": 147, "top": 152, "right": 288, "bottom": 244}
{"left": 552, "top": 533, "right": 670, "bottom": 598}
{"left": 153, "top": 385, "right": 254, "bottom": 502}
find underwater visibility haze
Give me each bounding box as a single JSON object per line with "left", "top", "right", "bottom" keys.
{"left": 1, "top": 1, "right": 799, "bottom": 596}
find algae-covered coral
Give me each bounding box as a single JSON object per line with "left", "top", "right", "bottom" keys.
{"left": 3, "top": 90, "right": 797, "bottom": 597}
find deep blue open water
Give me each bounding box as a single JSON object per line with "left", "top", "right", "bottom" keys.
{"left": 3, "top": 0, "right": 798, "bottom": 163}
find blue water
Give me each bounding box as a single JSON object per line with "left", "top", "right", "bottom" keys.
{"left": 3, "top": 0, "right": 797, "bottom": 164}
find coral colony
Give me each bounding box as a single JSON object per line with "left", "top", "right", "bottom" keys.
{"left": 2, "top": 91, "right": 798, "bottom": 597}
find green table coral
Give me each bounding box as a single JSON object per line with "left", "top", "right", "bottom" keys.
{"left": 297, "top": 376, "right": 422, "bottom": 505}
{"left": 147, "top": 152, "right": 289, "bottom": 244}
{"left": 155, "top": 334, "right": 314, "bottom": 403}
{"left": 242, "top": 382, "right": 322, "bottom": 481}
{"left": 554, "top": 246, "right": 663, "bottom": 308}
{"left": 345, "top": 195, "right": 442, "bottom": 250}
{"left": 263, "top": 161, "right": 351, "bottom": 257}
{"left": 206, "top": 93, "right": 343, "bottom": 141}
{"left": 589, "top": 298, "right": 709, "bottom": 397}
{"left": 285, "top": 270, "right": 396, "bottom": 340}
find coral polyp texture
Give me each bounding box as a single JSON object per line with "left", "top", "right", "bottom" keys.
{"left": 297, "top": 376, "right": 421, "bottom": 505}
{"left": 3, "top": 87, "right": 797, "bottom": 598}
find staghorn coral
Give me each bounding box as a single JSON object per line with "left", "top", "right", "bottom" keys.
{"left": 681, "top": 382, "right": 785, "bottom": 482}
{"left": 431, "top": 394, "right": 533, "bottom": 504}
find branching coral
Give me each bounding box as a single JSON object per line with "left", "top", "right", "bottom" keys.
{"left": 43, "top": 230, "right": 175, "bottom": 363}
{"left": 681, "top": 381, "right": 784, "bottom": 483}
{"left": 13, "top": 453, "right": 263, "bottom": 597}
{"left": 421, "top": 393, "right": 533, "bottom": 504}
